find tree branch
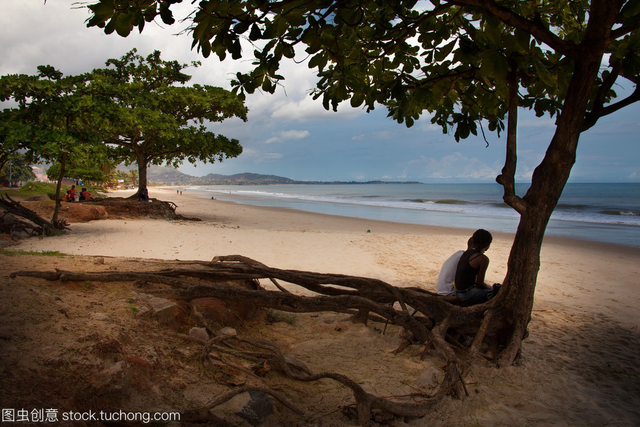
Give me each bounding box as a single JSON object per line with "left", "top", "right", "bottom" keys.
{"left": 496, "top": 65, "right": 527, "bottom": 215}
{"left": 447, "top": 0, "right": 580, "bottom": 59}
{"left": 582, "top": 81, "right": 640, "bottom": 132}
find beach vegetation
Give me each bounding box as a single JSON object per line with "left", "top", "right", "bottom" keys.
{"left": 93, "top": 49, "right": 248, "bottom": 199}
{"left": 80, "top": 0, "right": 639, "bottom": 423}
{"left": 0, "top": 152, "right": 35, "bottom": 186}
{"left": 0, "top": 248, "right": 66, "bottom": 257}
{"left": 266, "top": 309, "right": 297, "bottom": 325}
{"left": 0, "top": 66, "right": 109, "bottom": 230}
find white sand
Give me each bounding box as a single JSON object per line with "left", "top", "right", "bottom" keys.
{"left": 11, "top": 187, "right": 640, "bottom": 425}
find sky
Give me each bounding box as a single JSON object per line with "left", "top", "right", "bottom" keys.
{"left": 1, "top": 1, "right": 639, "bottom": 183}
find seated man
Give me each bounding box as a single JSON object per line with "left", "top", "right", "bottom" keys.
{"left": 436, "top": 236, "right": 473, "bottom": 296}
{"left": 454, "top": 229, "right": 498, "bottom": 305}
{"left": 138, "top": 187, "right": 149, "bottom": 201}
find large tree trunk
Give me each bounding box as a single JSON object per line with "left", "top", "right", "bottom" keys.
{"left": 135, "top": 149, "right": 148, "bottom": 199}
{"left": 494, "top": 35, "right": 610, "bottom": 364}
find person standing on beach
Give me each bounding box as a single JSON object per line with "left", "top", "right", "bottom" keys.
{"left": 436, "top": 236, "right": 473, "bottom": 296}
{"left": 454, "top": 229, "right": 497, "bottom": 305}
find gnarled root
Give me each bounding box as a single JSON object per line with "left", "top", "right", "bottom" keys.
{"left": 12, "top": 254, "right": 509, "bottom": 425}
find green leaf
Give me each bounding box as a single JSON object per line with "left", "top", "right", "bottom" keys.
{"left": 622, "top": 0, "right": 640, "bottom": 18}
{"left": 309, "top": 53, "right": 327, "bottom": 70}
{"left": 434, "top": 40, "right": 456, "bottom": 61}
{"left": 533, "top": 58, "right": 556, "bottom": 86}
{"left": 350, "top": 93, "right": 365, "bottom": 108}
{"left": 231, "top": 39, "right": 242, "bottom": 60}
{"left": 249, "top": 23, "right": 262, "bottom": 41}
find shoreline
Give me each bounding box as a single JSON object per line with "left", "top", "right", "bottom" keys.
{"left": 182, "top": 182, "right": 640, "bottom": 247}
{"left": 167, "top": 186, "right": 640, "bottom": 254}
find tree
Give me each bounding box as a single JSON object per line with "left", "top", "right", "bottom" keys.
{"left": 0, "top": 109, "right": 35, "bottom": 175}
{"left": 93, "top": 49, "right": 248, "bottom": 198}
{"left": 0, "top": 66, "right": 106, "bottom": 227}
{"left": 0, "top": 152, "right": 35, "bottom": 186}
{"left": 86, "top": 0, "right": 640, "bottom": 364}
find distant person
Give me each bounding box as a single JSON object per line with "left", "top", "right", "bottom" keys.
{"left": 138, "top": 187, "right": 149, "bottom": 201}
{"left": 64, "top": 191, "right": 71, "bottom": 202}
{"left": 436, "top": 236, "right": 473, "bottom": 296}
{"left": 79, "top": 187, "right": 86, "bottom": 201}
{"left": 81, "top": 188, "right": 91, "bottom": 201}
{"left": 68, "top": 185, "right": 76, "bottom": 202}
{"left": 454, "top": 229, "right": 499, "bottom": 305}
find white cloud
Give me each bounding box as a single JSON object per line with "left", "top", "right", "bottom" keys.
{"left": 404, "top": 152, "right": 500, "bottom": 181}
{"left": 270, "top": 95, "right": 363, "bottom": 121}
{"left": 241, "top": 148, "right": 283, "bottom": 164}
{"left": 265, "top": 130, "right": 310, "bottom": 144}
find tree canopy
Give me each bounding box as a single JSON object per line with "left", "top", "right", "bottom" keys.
{"left": 93, "top": 49, "right": 248, "bottom": 195}
{"left": 0, "top": 65, "right": 107, "bottom": 225}
{"left": 86, "top": 1, "right": 640, "bottom": 134}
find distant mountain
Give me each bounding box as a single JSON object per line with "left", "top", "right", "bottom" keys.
{"left": 195, "top": 173, "right": 296, "bottom": 185}
{"left": 146, "top": 166, "right": 420, "bottom": 185}
{"left": 147, "top": 166, "right": 195, "bottom": 184}
{"left": 147, "top": 166, "right": 295, "bottom": 185}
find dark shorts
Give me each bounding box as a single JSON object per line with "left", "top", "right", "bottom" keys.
{"left": 456, "top": 286, "right": 493, "bottom": 305}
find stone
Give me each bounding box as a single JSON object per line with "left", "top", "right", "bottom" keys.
{"left": 237, "top": 391, "right": 274, "bottom": 426}
{"left": 412, "top": 367, "right": 442, "bottom": 391}
{"left": 140, "top": 294, "right": 177, "bottom": 326}
{"left": 217, "top": 327, "right": 237, "bottom": 338}
{"left": 92, "top": 361, "right": 129, "bottom": 390}
{"left": 192, "top": 295, "right": 259, "bottom": 328}
{"left": 189, "top": 327, "right": 209, "bottom": 342}
{"left": 91, "top": 312, "right": 111, "bottom": 322}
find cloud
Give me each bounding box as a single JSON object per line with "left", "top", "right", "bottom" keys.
{"left": 270, "top": 94, "right": 363, "bottom": 121}
{"left": 351, "top": 130, "right": 395, "bottom": 141}
{"left": 265, "top": 130, "right": 310, "bottom": 144}
{"left": 241, "top": 148, "right": 284, "bottom": 164}
{"left": 404, "top": 152, "right": 500, "bottom": 181}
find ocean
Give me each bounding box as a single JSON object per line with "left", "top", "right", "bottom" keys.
{"left": 186, "top": 183, "right": 640, "bottom": 248}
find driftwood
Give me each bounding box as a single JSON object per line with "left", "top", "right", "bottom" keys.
{"left": 0, "top": 193, "right": 67, "bottom": 236}
{"left": 11, "top": 254, "right": 502, "bottom": 426}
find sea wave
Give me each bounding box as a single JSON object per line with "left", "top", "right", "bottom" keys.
{"left": 601, "top": 210, "right": 640, "bottom": 216}
{"left": 193, "top": 186, "right": 640, "bottom": 227}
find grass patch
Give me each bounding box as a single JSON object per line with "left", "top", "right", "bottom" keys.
{"left": 266, "top": 309, "right": 297, "bottom": 325}
{"left": 0, "top": 249, "right": 67, "bottom": 257}
{"left": 2, "top": 181, "right": 107, "bottom": 201}
{"left": 2, "top": 181, "right": 58, "bottom": 200}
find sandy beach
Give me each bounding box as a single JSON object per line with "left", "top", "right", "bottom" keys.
{"left": 4, "top": 187, "right": 640, "bottom": 426}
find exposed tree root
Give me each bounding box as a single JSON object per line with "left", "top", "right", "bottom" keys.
{"left": 85, "top": 197, "right": 200, "bottom": 221}
{"left": 11, "top": 254, "right": 508, "bottom": 425}
{"left": 0, "top": 193, "right": 66, "bottom": 235}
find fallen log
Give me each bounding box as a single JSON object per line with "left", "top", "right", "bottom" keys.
{"left": 0, "top": 193, "right": 64, "bottom": 235}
